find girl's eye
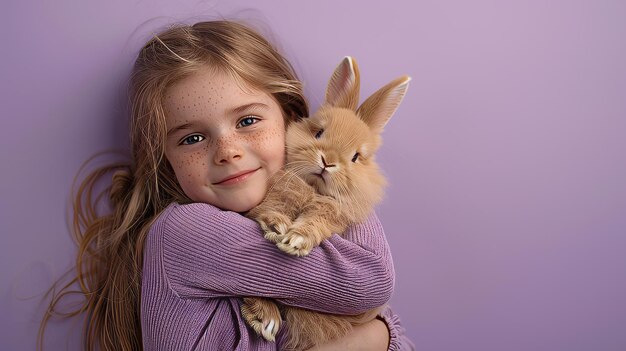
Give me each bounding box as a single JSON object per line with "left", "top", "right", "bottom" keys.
{"left": 237, "top": 116, "right": 260, "bottom": 128}
{"left": 181, "top": 135, "right": 205, "bottom": 145}
{"left": 315, "top": 129, "right": 324, "bottom": 139}
{"left": 352, "top": 152, "right": 360, "bottom": 162}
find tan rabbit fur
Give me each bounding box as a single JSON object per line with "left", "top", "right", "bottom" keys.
{"left": 242, "top": 56, "right": 410, "bottom": 350}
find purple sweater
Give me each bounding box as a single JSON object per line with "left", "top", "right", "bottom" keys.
{"left": 141, "top": 202, "right": 415, "bottom": 350}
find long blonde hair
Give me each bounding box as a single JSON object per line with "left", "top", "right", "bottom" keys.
{"left": 38, "top": 20, "right": 308, "bottom": 351}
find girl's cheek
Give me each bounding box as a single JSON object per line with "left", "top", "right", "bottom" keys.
{"left": 171, "top": 158, "right": 191, "bottom": 186}
{"left": 246, "top": 125, "right": 285, "bottom": 153}
{"left": 193, "top": 149, "right": 208, "bottom": 179}
{"left": 174, "top": 151, "right": 205, "bottom": 183}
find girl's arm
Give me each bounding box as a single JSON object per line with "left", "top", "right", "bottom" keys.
{"left": 306, "top": 318, "right": 389, "bottom": 351}
{"left": 306, "top": 305, "right": 415, "bottom": 351}
{"left": 377, "top": 305, "right": 416, "bottom": 351}
{"left": 155, "top": 202, "right": 395, "bottom": 314}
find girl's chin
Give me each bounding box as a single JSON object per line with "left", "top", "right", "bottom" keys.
{"left": 225, "top": 195, "right": 265, "bottom": 214}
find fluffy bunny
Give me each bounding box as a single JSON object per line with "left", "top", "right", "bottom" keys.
{"left": 242, "top": 56, "right": 410, "bottom": 350}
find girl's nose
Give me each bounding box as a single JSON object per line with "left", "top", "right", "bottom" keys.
{"left": 213, "top": 136, "right": 244, "bottom": 164}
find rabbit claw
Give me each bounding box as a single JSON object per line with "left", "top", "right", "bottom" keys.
{"left": 241, "top": 298, "right": 282, "bottom": 342}
{"left": 276, "top": 230, "right": 314, "bottom": 257}
{"left": 257, "top": 213, "right": 291, "bottom": 244}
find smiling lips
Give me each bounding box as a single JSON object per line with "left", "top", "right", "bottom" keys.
{"left": 214, "top": 168, "right": 260, "bottom": 185}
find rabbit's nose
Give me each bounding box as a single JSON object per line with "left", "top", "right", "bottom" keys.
{"left": 321, "top": 156, "right": 336, "bottom": 169}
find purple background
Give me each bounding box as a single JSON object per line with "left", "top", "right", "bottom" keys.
{"left": 2, "top": 0, "right": 625, "bottom": 350}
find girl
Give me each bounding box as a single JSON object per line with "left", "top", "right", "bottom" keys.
{"left": 39, "top": 20, "right": 415, "bottom": 351}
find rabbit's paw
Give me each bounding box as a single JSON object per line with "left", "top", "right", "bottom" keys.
{"left": 241, "top": 298, "right": 282, "bottom": 342}
{"left": 257, "top": 212, "right": 292, "bottom": 244}
{"left": 276, "top": 229, "right": 316, "bottom": 257}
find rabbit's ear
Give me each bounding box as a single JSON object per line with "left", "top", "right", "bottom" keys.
{"left": 325, "top": 56, "right": 360, "bottom": 110}
{"left": 357, "top": 76, "right": 411, "bottom": 133}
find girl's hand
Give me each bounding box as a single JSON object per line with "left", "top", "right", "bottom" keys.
{"left": 305, "top": 317, "right": 390, "bottom": 351}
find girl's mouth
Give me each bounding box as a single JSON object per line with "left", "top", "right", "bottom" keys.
{"left": 215, "top": 168, "right": 260, "bottom": 185}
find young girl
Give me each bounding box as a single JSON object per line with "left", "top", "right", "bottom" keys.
{"left": 39, "top": 20, "right": 415, "bottom": 351}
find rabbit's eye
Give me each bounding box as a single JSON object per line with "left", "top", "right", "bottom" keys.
{"left": 315, "top": 129, "right": 324, "bottom": 139}
{"left": 352, "top": 152, "right": 360, "bottom": 162}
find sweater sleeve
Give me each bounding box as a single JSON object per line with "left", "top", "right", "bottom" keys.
{"left": 157, "top": 202, "right": 395, "bottom": 314}
{"left": 378, "top": 305, "right": 416, "bottom": 351}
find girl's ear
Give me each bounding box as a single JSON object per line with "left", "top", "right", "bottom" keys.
{"left": 356, "top": 76, "right": 411, "bottom": 134}
{"left": 324, "top": 56, "right": 360, "bottom": 110}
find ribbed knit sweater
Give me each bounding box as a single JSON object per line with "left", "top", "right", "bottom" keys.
{"left": 141, "top": 202, "right": 415, "bottom": 350}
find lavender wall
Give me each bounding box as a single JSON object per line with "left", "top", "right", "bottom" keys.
{"left": 2, "top": 1, "right": 625, "bottom": 350}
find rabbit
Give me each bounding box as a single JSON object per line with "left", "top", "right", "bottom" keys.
{"left": 241, "top": 56, "right": 411, "bottom": 350}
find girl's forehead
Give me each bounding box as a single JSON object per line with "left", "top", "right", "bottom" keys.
{"left": 166, "top": 68, "right": 256, "bottom": 99}
{"left": 165, "top": 69, "right": 266, "bottom": 108}
{"left": 162, "top": 67, "right": 279, "bottom": 127}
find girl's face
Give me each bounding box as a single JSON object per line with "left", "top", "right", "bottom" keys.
{"left": 163, "top": 67, "right": 286, "bottom": 213}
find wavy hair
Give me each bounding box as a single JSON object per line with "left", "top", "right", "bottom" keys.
{"left": 38, "top": 20, "right": 308, "bottom": 351}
